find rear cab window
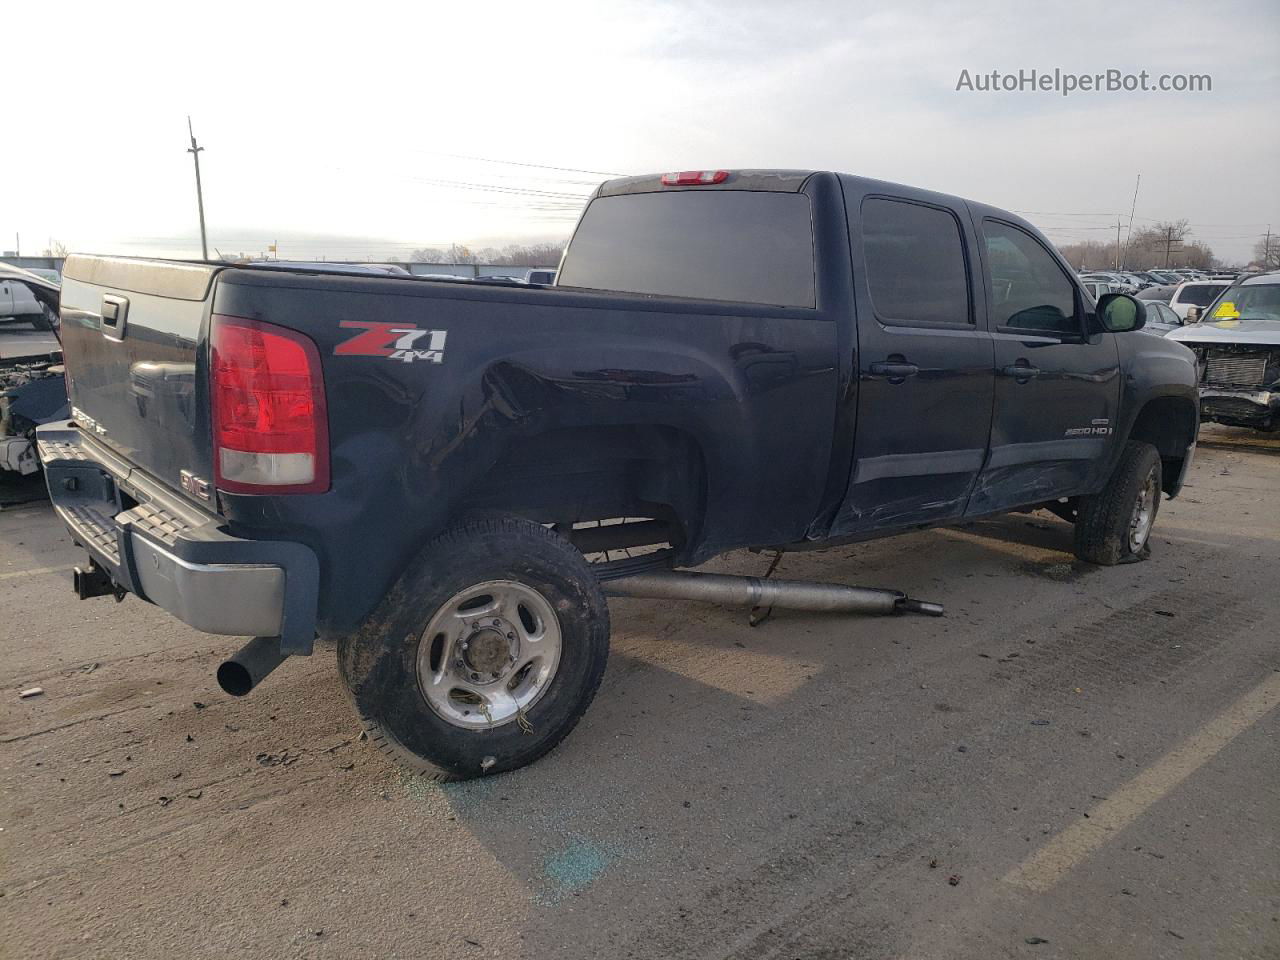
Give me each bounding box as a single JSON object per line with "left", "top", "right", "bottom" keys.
{"left": 557, "top": 190, "right": 816, "bottom": 308}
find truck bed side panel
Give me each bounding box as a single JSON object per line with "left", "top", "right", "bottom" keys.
{"left": 210, "top": 273, "right": 839, "bottom": 635}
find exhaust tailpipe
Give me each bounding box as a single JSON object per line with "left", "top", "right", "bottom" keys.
{"left": 604, "top": 571, "right": 943, "bottom": 617}
{"left": 217, "top": 636, "right": 288, "bottom": 696}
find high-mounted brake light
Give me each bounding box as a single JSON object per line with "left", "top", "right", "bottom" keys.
{"left": 660, "top": 170, "right": 729, "bottom": 186}
{"left": 210, "top": 314, "right": 329, "bottom": 495}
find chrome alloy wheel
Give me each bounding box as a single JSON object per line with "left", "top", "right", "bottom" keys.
{"left": 416, "top": 580, "right": 562, "bottom": 729}
{"left": 1127, "top": 466, "right": 1159, "bottom": 553}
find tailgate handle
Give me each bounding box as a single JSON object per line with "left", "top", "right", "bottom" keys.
{"left": 101, "top": 295, "right": 129, "bottom": 339}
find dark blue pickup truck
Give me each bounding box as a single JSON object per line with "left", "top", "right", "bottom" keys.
{"left": 40, "top": 169, "right": 1198, "bottom": 779}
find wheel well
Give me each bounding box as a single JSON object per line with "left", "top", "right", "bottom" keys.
{"left": 456, "top": 424, "right": 706, "bottom": 551}
{"left": 1127, "top": 396, "right": 1197, "bottom": 492}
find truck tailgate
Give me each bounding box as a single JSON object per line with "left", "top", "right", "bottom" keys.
{"left": 58, "top": 255, "right": 219, "bottom": 504}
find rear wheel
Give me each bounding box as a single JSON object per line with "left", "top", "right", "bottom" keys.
{"left": 338, "top": 516, "right": 609, "bottom": 780}
{"left": 1073, "top": 440, "right": 1162, "bottom": 565}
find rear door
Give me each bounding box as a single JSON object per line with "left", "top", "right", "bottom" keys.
{"left": 967, "top": 217, "right": 1121, "bottom": 514}
{"left": 830, "top": 184, "right": 995, "bottom": 534}
{"left": 0, "top": 279, "right": 13, "bottom": 317}
{"left": 58, "top": 256, "right": 219, "bottom": 505}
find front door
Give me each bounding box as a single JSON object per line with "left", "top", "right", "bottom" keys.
{"left": 830, "top": 189, "right": 995, "bottom": 535}
{"left": 968, "top": 218, "right": 1121, "bottom": 515}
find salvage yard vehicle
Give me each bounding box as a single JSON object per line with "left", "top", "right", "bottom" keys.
{"left": 0, "top": 264, "right": 59, "bottom": 330}
{"left": 1, "top": 265, "right": 66, "bottom": 476}
{"left": 39, "top": 169, "right": 1199, "bottom": 780}
{"left": 1169, "top": 270, "right": 1280, "bottom": 430}
{"left": 1168, "top": 278, "right": 1232, "bottom": 320}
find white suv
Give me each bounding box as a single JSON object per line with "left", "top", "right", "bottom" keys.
{"left": 1169, "top": 279, "right": 1232, "bottom": 321}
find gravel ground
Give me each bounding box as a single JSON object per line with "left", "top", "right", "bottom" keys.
{"left": 1, "top": 426, "right": 1277, "bottom": 959}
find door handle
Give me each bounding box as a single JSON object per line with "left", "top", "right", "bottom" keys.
{"left": 869, "top": 361, "right": 920, "bottom": 380}
{"left": 1000, "top": 364, "right": 1041, "bottom": 380}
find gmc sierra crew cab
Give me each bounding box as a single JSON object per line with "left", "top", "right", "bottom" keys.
{"left": 40, "top": 169, "right": 1199, "bottom": 780}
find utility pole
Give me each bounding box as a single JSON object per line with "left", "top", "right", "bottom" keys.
{"left": 187, "top": 116, "right": 209, "bottom": 260}
{"left": 1163, "top": 226, "right": 1182, "bottom": 268}
{"left": 1115, "top": 220, "right": 1123, "bottom": 271}
{"left": 1120, "top": 173, "right": 1140, "bottom": 270}
{"left": 1266, "top": 225, "right": 1274, "bottom": 269}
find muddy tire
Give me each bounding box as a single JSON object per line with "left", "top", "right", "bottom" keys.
{"left": 1073, "top": 440, "right": 1162, "bottom": 565}
{"left": 338, "top": 516, "right": 609, "bottom": 781}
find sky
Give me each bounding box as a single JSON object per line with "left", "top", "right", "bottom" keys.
{"left": 5, "top": 0, "right": 1277, "bottom": 264}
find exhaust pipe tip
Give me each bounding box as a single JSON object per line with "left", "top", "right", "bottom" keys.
{"left": 217, "top": 636, "right": 288, "bottom": 697}
{"left": 216, "top": 660, "right": 256, "bottom": 697}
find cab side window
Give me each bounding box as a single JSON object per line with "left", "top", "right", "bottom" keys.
{"left": 862, "top": 198, "right": 970, "bottom": 325}
{"left": 982, "top": 220, "right": 1079, "bottom": 335}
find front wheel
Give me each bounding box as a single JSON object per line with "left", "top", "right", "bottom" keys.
{"left": 338, "top": 517, "right": 610, "bottom": 780}
{"left": 1073, "top": 440, "right": 1162, "bottom": 565}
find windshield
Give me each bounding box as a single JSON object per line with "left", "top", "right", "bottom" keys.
{"left": 1206, "top": 283, "right": 1280, "bottom": 323}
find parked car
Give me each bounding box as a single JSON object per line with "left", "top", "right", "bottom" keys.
{"left": 1081, "top": 272, "right": 1138, "bottom": 294}
{"left": 526, "top": 268, "right": 557, "bottom": 285}
{"left": 1141, "top": 300, "right": 1182, "bottom": 333}
{"left": 38, "top": 168, "right": 1198, "bottom": 780}
{"left": 1168, "top": 279, "right": 1233, "bottom": 320}
{"left": 1083, "top": 281, "right": 1117, "bottom": 301}
{"left": 1137, "top": 284, "right": 1179, "bottom": 303}
{"left": 1167, "top": 271, "right": 1280, "bottom": 430}
{"left": 0, "top": 265, "right": 59, "bottom": 330}
{"left": 0, "top": 265, "right": 66, "bottom": 475}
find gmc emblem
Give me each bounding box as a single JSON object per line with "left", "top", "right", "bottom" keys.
{"left": 180, "top": 470, "right": 211, "bottom": 501}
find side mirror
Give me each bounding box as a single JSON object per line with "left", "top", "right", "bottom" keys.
{"left": 1185, "top": 306, "right": 1201, "bottom": 322}
{"left": 1096, "top": 293, "right": 1147, "bottom": 332}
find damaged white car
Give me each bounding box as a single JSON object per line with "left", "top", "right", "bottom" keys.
{"left": 1168, "top": 271, "right": 1280, "bottom": 431}
{"left": 0, "top": 264, "right": 67, "bottom": 475}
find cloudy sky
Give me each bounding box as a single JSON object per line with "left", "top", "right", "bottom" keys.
{"left": 6, "top": 0, "right": 1277, "bottom": 263}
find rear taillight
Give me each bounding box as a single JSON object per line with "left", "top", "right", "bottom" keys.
{"left": 660, "top": 170, "right": 729, "bottom": 186}
{"left": 210, "top": 314, "right": 329, "bottom": 495}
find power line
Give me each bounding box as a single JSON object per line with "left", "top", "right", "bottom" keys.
{"left": 420, "top": 151, "right": 630, "bottom": 179}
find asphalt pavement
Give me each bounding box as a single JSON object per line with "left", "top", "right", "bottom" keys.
{"left": 1, "top": 427, "right": 1276, "bottom": 959}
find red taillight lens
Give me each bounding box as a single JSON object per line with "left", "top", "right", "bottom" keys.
{"left": 660, "top": 170, "right": 729, "bottom": 186}
{"left": 210, "top": 314, "right": 329, "bottom": 494}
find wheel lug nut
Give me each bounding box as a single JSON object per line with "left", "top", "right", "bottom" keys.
{"left": 492, "top": 619, "right": 501, "bottom": 626}
{"left": 507, "top": 632, "right": 516, "bottom": 640}
{"left": 470, "top": 672, "right": 480, "bottom": 681}
{"left": 461, "top": 641, "right": 469, "bottom": 649}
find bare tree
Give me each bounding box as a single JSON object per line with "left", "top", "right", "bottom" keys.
{"left": 42, "top": 239, "right": 70, "bottom": 258}
{"left": 409, "top": 241, "right": 566, "bottom": 265}
{"left": 1253, "top": 234, "right": 1280, "bottom": 270}
{"left": 446, "top": 244, "right": 477, "bottom": 264}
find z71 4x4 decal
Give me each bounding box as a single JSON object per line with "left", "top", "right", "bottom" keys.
{"left": 334, "top": 321, "right": 448, "bottom": 364}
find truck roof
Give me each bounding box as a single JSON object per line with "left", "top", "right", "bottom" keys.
{"left": 594, "top": 169, "right": 1039, "bottom": 235}
{"left": 597, "top": 170, "right": 814, "bottom": 196}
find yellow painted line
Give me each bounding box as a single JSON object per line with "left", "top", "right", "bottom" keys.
{"left": 0, "top": 565, "right": 72, "bottom": 582}
{"left": 1004, "top": 671, "right": 1280, "bottom": 893}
